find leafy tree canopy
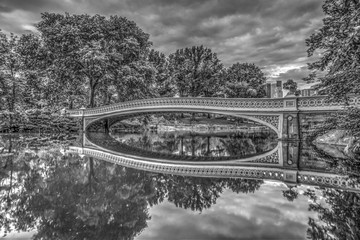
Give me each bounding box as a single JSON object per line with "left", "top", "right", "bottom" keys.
{"left": 168, "top": 45, "right": 224, "bottom": 97}
{"left": 222, "top": 63, "right": 266, "bottom": 98}
{"left": 283, "top": 79, "right": 297, "bottom": 93}
{"left": 36, "top": 12, "right": 154, "bottom": 108}
{"left": 306, "top": 0, "right": 360, "bottom": 101}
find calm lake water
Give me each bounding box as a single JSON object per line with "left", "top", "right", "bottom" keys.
{"left": 0, "top": 124, "right": 359, "bottom": 239}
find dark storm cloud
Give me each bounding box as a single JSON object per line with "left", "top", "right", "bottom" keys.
{"left": 0, "top": 4, "right": 12, "bottom": 13}
{"left": 0, "top": 0, "right": 326, "bottom": 81}
{"left": 0, "top": 0, "right": 62, "bottom": 12}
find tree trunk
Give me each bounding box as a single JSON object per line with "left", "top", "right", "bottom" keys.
{"left": 104, "top": 119, "right": 109, "bottom": 134}
{"left": 10, "top": 82, "right": 15, "bottom": 112}
{"left": 69, "top": 98, "right": 73, "bottom": 110}
{"left": 88, "top": 77, "right": 100, "bottom": 108}
{"left": 89, "top": 87, "right": 95, "bottom": 108}
{"left": 103, "top": 89, "right": 108, "bottom": 105}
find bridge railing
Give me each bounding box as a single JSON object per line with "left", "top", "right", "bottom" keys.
{"left": 66, "top": 97, "right": 285, "bottom": 117}
{"left": 67, "top": 146, "right": 360, "bottom": 191}
{"left": 297, "top": 95, "right": 360, "bottom": 109}
{"left": 66, "top": 95, "right": 360, "bottom": 117}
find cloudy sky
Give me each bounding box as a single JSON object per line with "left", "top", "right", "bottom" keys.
{"left": 0, "top": 0, "right": 326, "bottom": 84}
{"left": 140, "top": 183, "right": 321, "bottom": 240}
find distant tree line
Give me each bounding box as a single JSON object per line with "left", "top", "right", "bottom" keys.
{"left": 0, "top": 12, "right": 266, "bottom": 123}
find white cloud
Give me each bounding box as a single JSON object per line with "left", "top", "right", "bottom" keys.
{"left": 140, "top": 184, "right": 320, "bottom": 240}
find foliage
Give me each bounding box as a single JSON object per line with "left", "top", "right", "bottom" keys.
{"left": 302, "top": 71, "right": 317, "bottom": 84}
{"left": 0, "top": 31, "right": 53, "bottom": 131}
{"left": 36, "top": 12, "right": 154, "bottom": 108}
{"left": 306, "top": 0, "right": 360, "bottom": 102}
{"left": 148, "top": 49, "right": 174, "bottom": 97}
{"left": 282, "top": 187, "right": 299, "bottom": 202}
{"left": 305, "top": 0, "right": 360, "bottom": 154}
{"left": 307, "top": 107, "right": 360, "bottom": 156}
{"left": 0, "top": 12, "right": 271, "bottom": 132}
{"left": 0, "top": 134, "right": 264, "bottom": 237}
{"left": 283, "top": 79, "right": 297, "bottom": 93}
{"left": 305, "top": 188, "right": 360, "bottom": 240}
{"left": 222, "top": 63, "right": 266, "bottom": 98}
{"left": 168, "top": 45, "right": 224, "bottom": 97}
{"left": 0, "top": 32, "right": 23, "bottom": 112}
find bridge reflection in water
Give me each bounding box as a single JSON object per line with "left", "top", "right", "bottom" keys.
{"left": 68, "top": 132, "right": 360, "bottom": 192}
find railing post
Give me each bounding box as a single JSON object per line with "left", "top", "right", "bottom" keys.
{"left": 281, "top": 97, "right": 300, "bottom": 140}
{"left": 283, "top": 97, "right": 298, "bottom": 111}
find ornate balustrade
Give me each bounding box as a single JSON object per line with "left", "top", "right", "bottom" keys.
{"left": 68, "top": 146, "right": 360, "bottom": 191}
{"left": 297, "top": 95, "right": 360, "bottom": 110}
{"left": 297, "top": 172, "right": 356, "bottom": 190}
{"left": 66, "top": 97, "right": 286, "bottom": 117}
{"left": 66, "top": 95, "right": 360, "bottom": 117}
{"left": 68, "top": 146, "right": 284, "bottom": 181}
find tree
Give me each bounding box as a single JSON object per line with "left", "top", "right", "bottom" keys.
{"left": 282, "top": 187, "right": 299, "bottom": 202}
{"left": 305, "top": 0, "right": 360, "bottom": 102}
{"left": 36, "top": 13, "right": 154, "bottom": 108}
{"left": 283, "top": 79, "right": 297, "bottom": 93}
{"left": 305, "top": 189, "right": 360, "bottom": 240}
{"left": 0, "top": 136, "right": 156, "bottom": 239}
{"left": 0, "top": 32, "right": 44, "bottom": 129}
{"left": 148, "top": 49, "right": 174, "bottom": 97}
{"left": 0, "top": 32, "right": 24, "bottom": 115}
{"left": 222, "top": 63, "right": 266, "bottom": 98}
{"left": 168, "top": 45, "right": 223, "bottom": 97}
{"left": 302, "top": 71, "right": 317, "bottom": 84}
{"left": 305, "top": 0, "right": 360, "bottom": 154}
{"left": 0, "top": 133, "right": 266, "bottom": 238}
{"left": 15, "top": 33, "right": 68, "bottom": 110}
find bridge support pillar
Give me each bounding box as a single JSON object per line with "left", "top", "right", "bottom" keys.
{"left": 281, "top": 113, "right": 300, "bottom": 140}
{"left": 281, "top": 141, "right": 300, "bottom": 168}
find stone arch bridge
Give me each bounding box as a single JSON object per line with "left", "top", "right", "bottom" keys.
{"left": 66, "top": 95, "right": 360, "bottom": 139}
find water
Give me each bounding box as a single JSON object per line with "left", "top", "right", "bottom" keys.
{"left": 1, "top": 126, "right": 359, "bottom": 239}
{"left": 110, "top": 130, "right": 278, "bottom": 158}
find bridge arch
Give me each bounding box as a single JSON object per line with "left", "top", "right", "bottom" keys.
{"left": 84, "top": 108, "right": 282, "bottom": 137}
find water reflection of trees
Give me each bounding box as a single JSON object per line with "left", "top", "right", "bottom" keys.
{"left": 301, "top": 142, "right": 360, "bottom": 186}
{"left": 281, "top": 176, "right": 360, "bottom": 239}
{"left": 306, "top": 189, "right": 360, "bottom": 240}
{"left": 2, "top": 134, "right": 360, "bottom": 239}
{"left": 0, "top": 135, "right": 264, "bottom": 238}
{"left": 111, "top": 131, "right": 278, "bottom": 158}
{"left": 287, "top": 142, "right": 360, "bottom": 239}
